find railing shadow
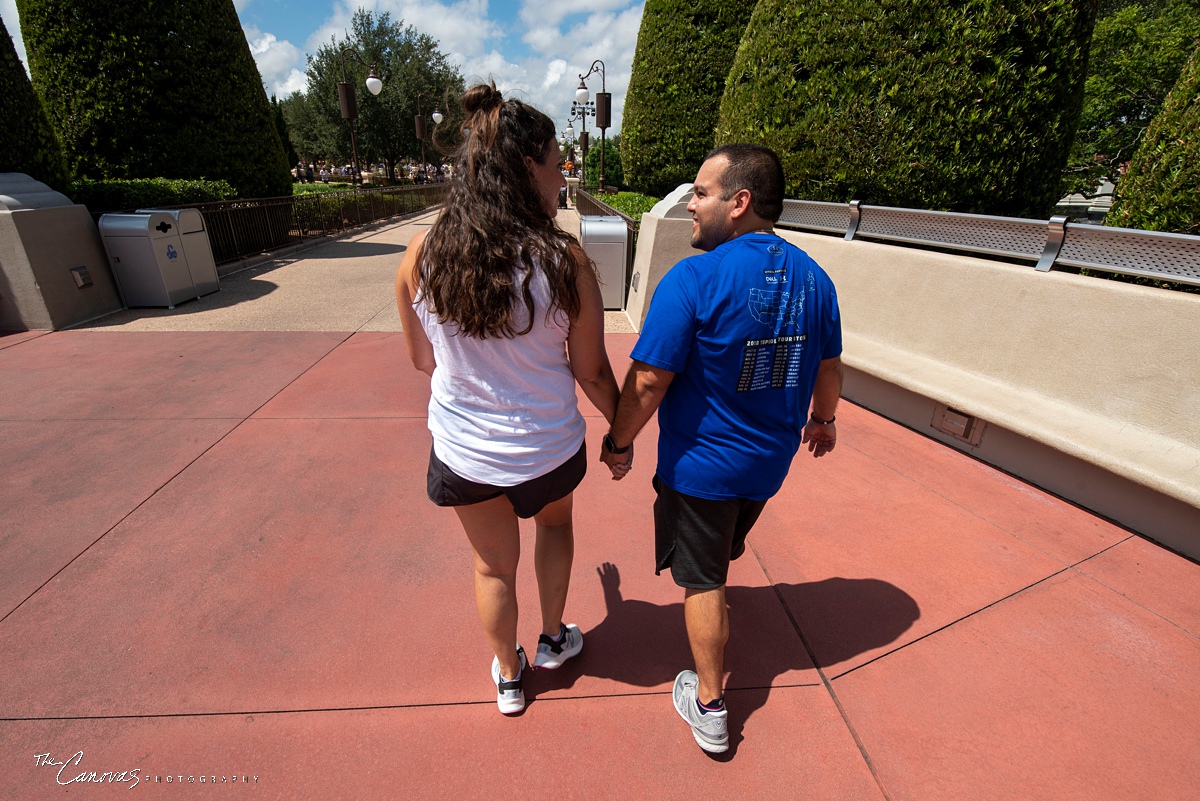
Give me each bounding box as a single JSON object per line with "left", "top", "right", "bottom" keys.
{"left": 532, "top": 562, "right": 919, "bottom": 758}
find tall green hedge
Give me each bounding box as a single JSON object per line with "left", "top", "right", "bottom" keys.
{"left": 1106, "top": 41, "right": 1200, "bottom": 233}
{"left": 621, "top": 0, "right": 757, "bottom": 197}
{"left": 17, "top": 0, "right": 292, "bottom": 199}
{"left": 717, "top": 0, "right": 1099, "bottom": 218}
{"left": 0, "top": 16, "right": 67, "bottom": 192}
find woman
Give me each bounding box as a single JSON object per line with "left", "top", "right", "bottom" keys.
{"left": 395, "top": 83, "right": 621, "bottom": 715}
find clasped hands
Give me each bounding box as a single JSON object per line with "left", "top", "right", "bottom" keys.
{"left": 599, "top": 440, "right": 633, "bottom": 480}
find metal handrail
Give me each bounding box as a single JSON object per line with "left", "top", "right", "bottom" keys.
{"left": 776, "top": 199, "right": 1200, "bottom": 289}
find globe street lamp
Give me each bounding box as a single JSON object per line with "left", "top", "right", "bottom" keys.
{"left": 414, "top": 94, "right": 445, "bottom": 182}
{"left": 576, "top": 60, "right": 610, "bottom": 192}
{"left": 568, "top": 100, "right": 594, "bottom": 184}
{"left": 337, "top": 48, "right": 383, "bottom": 188}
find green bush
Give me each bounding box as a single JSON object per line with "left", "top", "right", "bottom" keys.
{"left": 604, "top": 192, "right": 662, "bottom": 219}
{"left": 0, "top": 15, "right": 67, "bottom": 192}
{"left": 68, "top": 178, "right": 238, "bottom": 214}
{"left": 717, "top": 0, "right": 1098, "bottom": 218}
{"left": 621, "top": 0, "right": 756, "bottom": 197}
{"left": 18, "top": 0, "right": 292, "bottom": 199}
{"left": 1107, "top": 41, "right": 1200, "bottom": 234}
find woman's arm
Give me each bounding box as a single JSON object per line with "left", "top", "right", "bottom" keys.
{"left": 566, "top": 246, "right": 621, "bottom": 424}
{"left": 395, "top": 230, "right": 437, "bottom": 377}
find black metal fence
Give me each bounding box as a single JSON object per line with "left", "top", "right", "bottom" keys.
{"left": 153, "top": 184, "right": 446, "bottom": 265}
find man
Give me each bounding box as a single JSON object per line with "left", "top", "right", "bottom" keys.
{"left": 600, "top": 144, "right": 843, "bottom": 754}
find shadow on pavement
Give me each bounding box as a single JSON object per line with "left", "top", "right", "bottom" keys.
{"left": 532, "top": 562, "right": 919, "bottom": 758}
{"left": 303, "top": 241, "right": 407, "bottom": 259}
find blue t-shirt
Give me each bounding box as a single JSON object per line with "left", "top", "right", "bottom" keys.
{"left": 631, "top": 233, "right": 842, "bottom": 501}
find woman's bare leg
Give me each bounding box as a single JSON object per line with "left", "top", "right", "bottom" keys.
{"left": 533, "top": 493, "right": 574, "bottom": 637}
{"left": 455, "top": 495, "right": 522, "bottom": 679}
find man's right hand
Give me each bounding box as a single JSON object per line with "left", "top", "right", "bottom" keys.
{"left": 600, "top": 441, "right": 634, "bottom": 480}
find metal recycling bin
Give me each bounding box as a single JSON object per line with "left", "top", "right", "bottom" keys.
{"left": 98, "top": 212, "right": 196, "bottom": 308}
{"left": 138, "top": 208, "right": 220, "bottom": 297}
{"left": 580, "top": 215, "right": 628, "bottom": 310}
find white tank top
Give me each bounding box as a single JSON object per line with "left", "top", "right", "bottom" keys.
{"left": 414, "top": 265, "right": 586, "bottom": 487}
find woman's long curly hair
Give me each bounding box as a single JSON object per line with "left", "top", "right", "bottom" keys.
{"left": 418, "top": 82, "right": 585, "bottom": 339}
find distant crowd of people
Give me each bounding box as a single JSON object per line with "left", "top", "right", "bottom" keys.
{"left": 292, "top": 161, "right": 448, "bottom": 184}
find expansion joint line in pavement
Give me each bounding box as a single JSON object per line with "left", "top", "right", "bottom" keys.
{"left": 749, "top": 542, "right": 895, "bottom": 801}
{"left": 0, "top": 332, "right": 356, "bottom": 627}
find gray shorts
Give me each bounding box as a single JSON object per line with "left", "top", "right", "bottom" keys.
{"left": 654, "top": 475, "right": 767, "bottom": 590}
{"left": 427, "top": 442, "right": 586, "bottom": 519}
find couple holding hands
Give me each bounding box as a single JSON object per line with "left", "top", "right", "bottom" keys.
{"left": 396, "top": 84, "right": 842, "bottom": 754}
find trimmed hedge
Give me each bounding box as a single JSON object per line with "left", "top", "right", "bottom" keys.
{"left": 1107, "top": 41, "right": 1200, "bottom": 234}
{"left": 69, "top": 178, "right": 238, "bottom": 215}
{"left": 716, "top": 0, "right": 1099, "bottom": 218}
{"left": 0, "top": 15, "right": 67, "bottom": 192}
{"left": 604, "top": 192, "right": 662, "bottom": 219}
{"left": 585, "top": 137, "right": 624, "bottom": 188}
{"left": 621, "top": 0, "right": 756, "bottom": 197}
{"left": 17, "top": 0, "right": 292, "bottom": 199}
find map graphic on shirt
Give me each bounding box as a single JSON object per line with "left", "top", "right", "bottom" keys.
{"left": 748, "top": 288, "right": 802, "bottom": 328}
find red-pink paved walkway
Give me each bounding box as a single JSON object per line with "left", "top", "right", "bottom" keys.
{"left": 1, "top": 328, "right": 1198, "bottom": 799}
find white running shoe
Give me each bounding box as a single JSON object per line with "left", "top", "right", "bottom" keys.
{"left": 491, "top": 646, "right": 528, "bottom": 715}
{"left": 673, "top": 670, "right": 728, "bottom": 753}
{"left": 533, "top": 623, "right": 583, "bottom": 669}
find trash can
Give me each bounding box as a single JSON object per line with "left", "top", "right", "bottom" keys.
{"left": 138, "top": 208, "right": 219, "bottom": 297}
{"left": 580, "top": 215, "right": 628, "bottom": 310}
{"left": 558, "top": 186, "right": 568, "bottom": 209}
{"left": 98, "top": 212, "right": 197, "bottom": 308}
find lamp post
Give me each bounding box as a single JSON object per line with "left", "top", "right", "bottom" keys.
{"left": 414, "top": 94, "right": 445, "bottom": 183}
{"left": 576, "top": 60, "right": 610, "bottom": 192}
{"left": 337, "top": 48, "right": 383, "bottom": 188}
{"left": 568, "top": 100, "right": 594, "bottom": 185}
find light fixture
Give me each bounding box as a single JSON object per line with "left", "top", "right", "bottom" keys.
{"left": 565, "top": 123, "right": 575, "bottom": 139}
{"left": 365, "top": 69, "right": 382, "bottom": 96}
{"left": 576, "top": 78, "right": 589, "bottom": 104}
{"left": 432, "top": 108, "right": 444, "bottom": 125}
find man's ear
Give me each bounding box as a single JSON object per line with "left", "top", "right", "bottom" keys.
{"left": 728, "top": 188, "right": 753, "bottom": 220}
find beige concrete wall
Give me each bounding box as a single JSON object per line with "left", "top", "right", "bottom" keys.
{"left": 775, "top": 229, "right": 1200, "bottom": 557}
{"left": 623, "top": 214, "right": 698, "bottom": 331}
{"left": 0, "top": 206, "right": 123, "bottom": 330}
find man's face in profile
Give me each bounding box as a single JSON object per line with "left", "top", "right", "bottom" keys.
{"left": 687, "top": 156, "right": 737, "bottom": 251}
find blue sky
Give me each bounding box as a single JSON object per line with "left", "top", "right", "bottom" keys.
{"left": 1, "top": 0, "right": 644, "bottom": 134}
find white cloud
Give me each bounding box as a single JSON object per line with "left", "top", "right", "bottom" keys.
{"left": 519, "top": 0, "right": 631, "bottom": 30}
{"left": 307, "top": 0, "right": 502, "bottom": 63}
{"left": 245, "top": 26, "right": 308, "bottom": 97}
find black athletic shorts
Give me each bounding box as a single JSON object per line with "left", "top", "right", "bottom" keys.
{"left": 653, "top": 474, "right": 767, "bottom": 590}
{"left": 427, "top": 442, "right": 586, "bottom": 519}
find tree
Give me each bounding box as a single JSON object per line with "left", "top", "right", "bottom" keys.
{"left": 585, "top": 135, "right": 624, "bottom": 188}
{"left": 301, "top": 10, "right": 463, "bottom": 182}
{"left": 716, "top": 0, "right": 1099, "bottom": 218}
{"left": 0, "top": 15, "right": 67, "bottom": 191}
{"left": 620, "top": 0, "right": 757, "bottom": 197}
{"left": 17, "top": 0, "right": 292, "bottom": 198}
{"left": 1063, "top": 1, "right": 1200, "bottom": 196}
{"left": 271, "top": 95, "right": 299, "bottom": 168}
{"left": 1106, "top": 40, "right": 1200, "bottom": 233}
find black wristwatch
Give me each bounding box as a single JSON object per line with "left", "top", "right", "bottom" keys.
{"left": 603, "top": 433, "right": 632, "bottom": 454}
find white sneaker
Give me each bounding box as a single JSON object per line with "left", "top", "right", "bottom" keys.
{"left": 533, "top": 623, "right": 583, "bottom": 669}
{"left": 673, "top": 670, "right": 728, "bottom": 753}
{"left": 491, "top": 646, "right": 528, "bottom": 715}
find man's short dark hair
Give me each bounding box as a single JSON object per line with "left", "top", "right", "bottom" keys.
{"left": 704, "top": 144, "right": 785, "bottom": 223}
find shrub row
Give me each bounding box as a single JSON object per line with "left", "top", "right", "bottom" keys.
{"left": 620, "top": 0, "right": 755, "bottom": 197}
{"left": 715, "top": 0, "right": 1098, "bottom": 218}
{"left": 69, "top": 178, "right": 238, "bottom": 214}
{"left": 0, "top": 16, "right": 67, "bottom": 192}
{"left": 17, "top": 0, "right": 292, "bottom": 199}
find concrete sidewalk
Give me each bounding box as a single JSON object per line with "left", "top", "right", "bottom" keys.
{"left": 1, "top": 212, "right": 1198, "bottom": 799}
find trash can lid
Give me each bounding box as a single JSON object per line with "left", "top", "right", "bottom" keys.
{"left": 98, "top": 211, "right": 182, "bottom": 238}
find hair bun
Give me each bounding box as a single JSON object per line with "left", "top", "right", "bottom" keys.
{"left": 462, "top": 82, "right": 503, "bottom": 115}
